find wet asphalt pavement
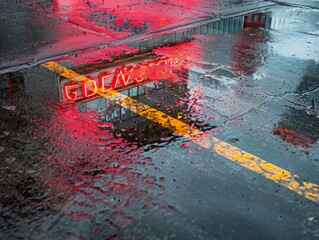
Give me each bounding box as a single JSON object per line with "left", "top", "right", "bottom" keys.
{"left": 1, "top": 1, "right": 319, "bottom": 240}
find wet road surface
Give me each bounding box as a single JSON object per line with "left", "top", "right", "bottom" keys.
{"left": 1, "top": 3, "right": 319, "bottom": 240}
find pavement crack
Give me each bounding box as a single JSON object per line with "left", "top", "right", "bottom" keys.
{"left": 253, "top": 86, "right": 318, "bottom": 111}
{"left": 297, "top": 85, "right": 319, "bottom": 95}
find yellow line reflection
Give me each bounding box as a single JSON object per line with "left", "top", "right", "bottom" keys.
{"left": 42, "top": 61, "right": 319, "bottom": 203}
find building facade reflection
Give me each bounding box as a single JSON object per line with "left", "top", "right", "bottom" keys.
{"left": 77, "top": 79, "right": 189, "bottom": 145}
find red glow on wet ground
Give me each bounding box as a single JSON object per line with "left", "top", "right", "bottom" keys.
{"left": 59, "top": 44, "right": 138, "bottom": 65}
{"left": 35, "top": 101, "right": 169, "bottom": 228}
{"left": 152, "top": 41, "right": 204, "bottom": 63}
{"left": 53, "top": 0, "right": 206, "bottom": 38}
{"left": 274, "top": 126, "right": 316, "bottom": 147}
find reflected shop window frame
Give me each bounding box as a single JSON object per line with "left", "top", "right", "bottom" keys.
{"left": 84, "top": 82, "right": 166, "bottom": 123}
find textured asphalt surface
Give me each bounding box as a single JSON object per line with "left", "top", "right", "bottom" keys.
{"left": 0, "top": 1, "right": 319, "bottom": 239}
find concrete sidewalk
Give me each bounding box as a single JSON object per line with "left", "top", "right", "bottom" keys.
{"left": 0, "top": 0, "right": 276, "bottom": 73}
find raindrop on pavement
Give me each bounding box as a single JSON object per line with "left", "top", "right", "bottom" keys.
{"left": 5, "top": 157, "right": 16, "bottom": 164}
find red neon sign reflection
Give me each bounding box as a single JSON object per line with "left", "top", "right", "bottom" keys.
{"left": 98, "top": 73, "right": 113, "bottom": 92}
{"left": 63, "top": 82, "right": 78, "bottom": 101}
{"left": 62, "top": 57, "right": 183, "bottom": 102}
{"left": 82, "top": 80, "right": 97, "bottom": 98}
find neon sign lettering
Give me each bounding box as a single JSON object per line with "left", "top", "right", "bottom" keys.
{"left": 62, "top": 57, "right": 183, "bottom": 102}
{"left": 98, "top": 73, "right": 113, "bottom": 92}
{"left": 82, "top": 79, "right": 97, "bottom": 98}
{"left": 63, "top": 82, "right": 78, "bottom": 101}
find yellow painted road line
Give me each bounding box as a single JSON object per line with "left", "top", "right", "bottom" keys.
{"left": 42, "top": 61, "right": 319, "bottom": 202}
{"left": 197, "top": 137, "right": 319, "bottom": 202}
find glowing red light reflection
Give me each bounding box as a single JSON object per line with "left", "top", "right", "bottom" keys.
{"left": 62, "top": 57, "right": 184, "bottom": 102}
